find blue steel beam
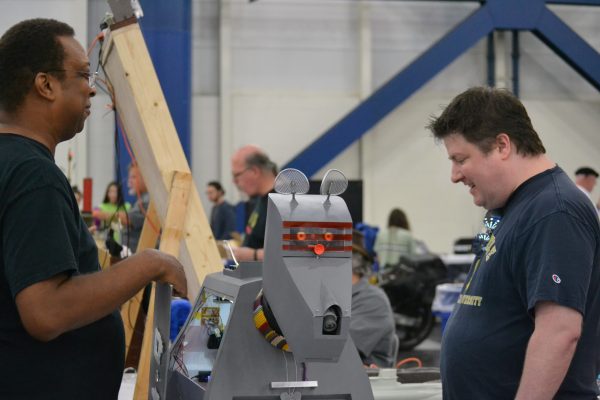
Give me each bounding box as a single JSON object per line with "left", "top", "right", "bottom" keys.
{"left": 546, "top": 0, "right": 600, "bottom": 5}
{"left": 285, "top": 0, "right": 600, "bottom": 177}
{"left": 533, "top": 6, "right": 600, "bottom": 91}
{"left": 284, "top": 6, "right": 494, "bottom": 176}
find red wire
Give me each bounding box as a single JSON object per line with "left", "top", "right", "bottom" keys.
{"left": 87, "top": 32, "right": 104, "bottom": 56}
{"left": 396, "top": 357, "right": 423, "bottom": 369}
{"left": 115, "top": 113, "right": 160, "bottom": 234}
{"left": 91, "top": 30, "right": 160, "bottom": 236}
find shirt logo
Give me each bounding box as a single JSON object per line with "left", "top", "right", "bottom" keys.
{"left": 552, "top": 274, "right": 561, "bottom": 284}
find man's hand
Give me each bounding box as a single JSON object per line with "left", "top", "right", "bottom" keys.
{"left": 515, "top": 301, "right": 582, "bottom": 400}
{"left": 145, "top": 249, "right": 187, "bottom": 297}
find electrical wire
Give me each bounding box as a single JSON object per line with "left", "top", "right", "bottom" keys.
{"left": 396, "top": 356, "right": 423, "bottom": 369}
{"left": 91, "top": 28, "right": 160, "bottom": 252}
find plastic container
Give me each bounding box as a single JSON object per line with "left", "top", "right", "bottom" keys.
{"left": 431, "top": 283, "right": 464, "bottom": 333}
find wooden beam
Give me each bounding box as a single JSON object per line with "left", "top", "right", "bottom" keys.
{"left": 121, "top": 201, "right": 161, "bottom": 361}
{"left": 134, "top": 171, "right": 193, "bottom": 400}
{"left": 101, "top": 23, "right": 222, "bottom": 301}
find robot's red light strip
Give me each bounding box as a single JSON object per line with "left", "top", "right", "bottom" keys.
{"left": 282, "top": 234, "right": 351, "bottom": 241}
{"left": 282, "top": 245, "right": 353, "bottom": 252}
{"left": 282, "top": 221, "right": 353, "bottom": 229}
{"left": 281, "top": 221, "right": 352, "bottom": 254}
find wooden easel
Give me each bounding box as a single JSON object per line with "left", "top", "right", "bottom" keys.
{"left": 100, "top": 12, "right": 223, "bottom": 400}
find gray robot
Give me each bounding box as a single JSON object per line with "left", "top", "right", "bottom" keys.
{"left": 163, "top": 168, "right": 373, "bottom": 400}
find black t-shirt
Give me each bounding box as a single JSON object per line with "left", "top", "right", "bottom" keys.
{"left": 0, "top": 134, "right": 124, "bottom": 399}
{"left": 242, "top": 193, "right": 269, "bottom": 249}
{"left": 441, "top": 166, "right": 600, "bottom": 399}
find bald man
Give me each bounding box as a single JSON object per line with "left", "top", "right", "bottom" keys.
{"left": 230, "top": 145, "right": 277, "bottom": 261}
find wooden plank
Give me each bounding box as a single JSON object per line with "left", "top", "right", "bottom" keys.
{"left": 97, "top": 246, "right": 112, "bottom": 270}
{"left": 121, "top": 201, "right": 161, "bottom": 362}
{"left": 137, "top": 201, "right": 161, "bottom": 253}
{"left": 101, "top": 23, "right": 222, "bottom": 302}
{"left": 133, "top": 283, "right": 155, "bottom": 400}
{"left": 134, "top": 171, "right": 193, "bottom": 400}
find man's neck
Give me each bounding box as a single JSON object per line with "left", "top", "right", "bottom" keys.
{"left": 505, "top": 154, "right": 555, "bottom": 199}
{"left": 257, "top": 176, "right": 275, "bottom": 196}
{"left": 0, "top": 111, "right": 57, "bottom": 154}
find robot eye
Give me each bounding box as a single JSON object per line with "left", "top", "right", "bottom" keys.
{"left": 296, "top": 232, "right": 306, "bottom": 241}
{"left": 324, "top": 232, "right": 334, "bottom": 241}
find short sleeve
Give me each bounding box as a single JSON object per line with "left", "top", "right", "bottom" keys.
{"left": 3, "top": 185, "right": 79, "bottom": 297}
{"left": 517, "top": 212, "right": 595, "bottom": 315}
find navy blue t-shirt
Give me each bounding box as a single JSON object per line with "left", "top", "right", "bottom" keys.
{"left": 0, "top": 134, "right": 124, "bottom": 399}
{"left": 441, "top": 166, "right": 600, "bottom": 399}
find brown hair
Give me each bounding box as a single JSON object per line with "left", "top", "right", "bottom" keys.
{"left": 427, "top": 86, "right": 545, "bottom": 156}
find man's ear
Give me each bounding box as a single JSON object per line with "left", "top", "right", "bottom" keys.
{"left": 496, "top": 133, "right": 512, "bottom": 159}
{"left": 33, "top": 72, "right": 57, "bottom": 101}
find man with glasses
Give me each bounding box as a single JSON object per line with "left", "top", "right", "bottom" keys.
{"left": 0, "top": 19, "right": 187, "bottom": 399}
{"left": 429, "top": 87, "right": 600, "bottom": 399}
{"left": 230, "top": 145, "right": 277, "bottom": 261}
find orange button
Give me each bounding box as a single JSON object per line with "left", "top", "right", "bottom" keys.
{"left": 297, "top": 232, "right": 306, "bottom": 241}
{"left": 324, "top": 232, "right": 333, "bottom": 241}
{"left": 314, "top": 243, "right": 325, "bottom": 255}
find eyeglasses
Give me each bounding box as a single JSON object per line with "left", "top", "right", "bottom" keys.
{"left": 45, "top": 69, "right": 98, "bottom": 88}
{"left": 232, "top": 167, "right": 251, "bottom": 180}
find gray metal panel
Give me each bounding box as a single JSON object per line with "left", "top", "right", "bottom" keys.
{"left": 263, "top": 193, "right": 353, "bottom": 363}
{"left": 149, "top": 283, "right": 172, "bottom": 400}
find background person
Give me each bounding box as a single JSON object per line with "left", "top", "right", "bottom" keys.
{"left": 93, "top": 181, "right": 131, "bottom": 241}
{"left": 374, "top": 208, "right": 417, "bottom": 270}
{"left": 350, "top": 231, "right": 396, "bottom": 368}
{"left": 206, "top": 180, "right": 236, "bottom": 240}
{"left": 574, "top": 166, "right": 599, "bottom": 212}
{"left": 122, "top": 162, "right": 149, "bottom": 253}
{"left": 230, "top": 145, "right": 277, "bottom": 262}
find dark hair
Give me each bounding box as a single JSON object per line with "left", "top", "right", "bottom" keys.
{"left": 102, "top": 181, "right": 126, "bottom": 206}
{"left": 245, "top": 152, "right": 278, "bottom": 176}
{"left": 0, "top": 18, "right": 75, "bottom": 113}
{"left": 427, "top": 86, "right": 546, "bottom": 156}
{"left": 388, "top": 208, "right": 410, "bottom": 230}
{"left": 575, "top": 167, "right": 599, "bottom": 178}
{"left": 207, "top": 180, "right": 225, "bottom": 194}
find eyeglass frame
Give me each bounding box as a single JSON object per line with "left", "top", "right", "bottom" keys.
{"left": 232, "top": 167, "right": 252, "bottom": 180}
{"left": 43, "top": 69, "right": 98, "bottom": 88}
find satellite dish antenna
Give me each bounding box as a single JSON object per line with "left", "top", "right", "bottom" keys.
{"left": 274, "top": 168, "right": 309, "bottom": 201}
{"left": 320, "top": 169, "right": 348, "bottom": 202}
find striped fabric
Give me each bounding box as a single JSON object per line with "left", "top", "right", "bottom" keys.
{"left": 253, "top": 290, "right": 290, "bottom": 352}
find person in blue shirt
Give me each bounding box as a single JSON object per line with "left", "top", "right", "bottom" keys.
{"left": 206, "top": 181, "right": 236, "bottom": 240}
{"left": 428, "top": 86, "right": 600, "bottom": 399}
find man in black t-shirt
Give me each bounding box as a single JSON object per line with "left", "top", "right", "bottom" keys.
{"left": 230, "top": 145, "right": 277, "bottom": 261}
{"left": 428, "top": 87, "right": 600, "bottom": 399}
{"left": 0, "top": 19, "right": 187, "bottom": 399}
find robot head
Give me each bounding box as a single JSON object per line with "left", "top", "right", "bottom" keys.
{"left": 262, "top": 169, "right": 353, "bottom": 362}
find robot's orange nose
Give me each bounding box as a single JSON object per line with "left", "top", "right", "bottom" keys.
{"left": 314, "top": 243, "right": 325, "bottom": 255}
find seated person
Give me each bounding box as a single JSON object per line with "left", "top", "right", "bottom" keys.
{"left": 350, "top": 231, "right": 396, "bottom": 368}
{"left": 375, "top": 208, "right": 417, "bottom": 270}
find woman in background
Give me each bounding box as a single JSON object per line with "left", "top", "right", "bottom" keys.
{"left": 375, "top": 208, "right": 417, "bottom": 270}
{"left": 93, "top": 182, "right": 131, "bottom": 240}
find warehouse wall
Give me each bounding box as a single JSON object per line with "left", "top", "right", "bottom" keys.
{"left": 1, "top": 0, "right": 599, "bottom": 253}
{"left": 191, "top": 0, "right": 600, "bottom": 253}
